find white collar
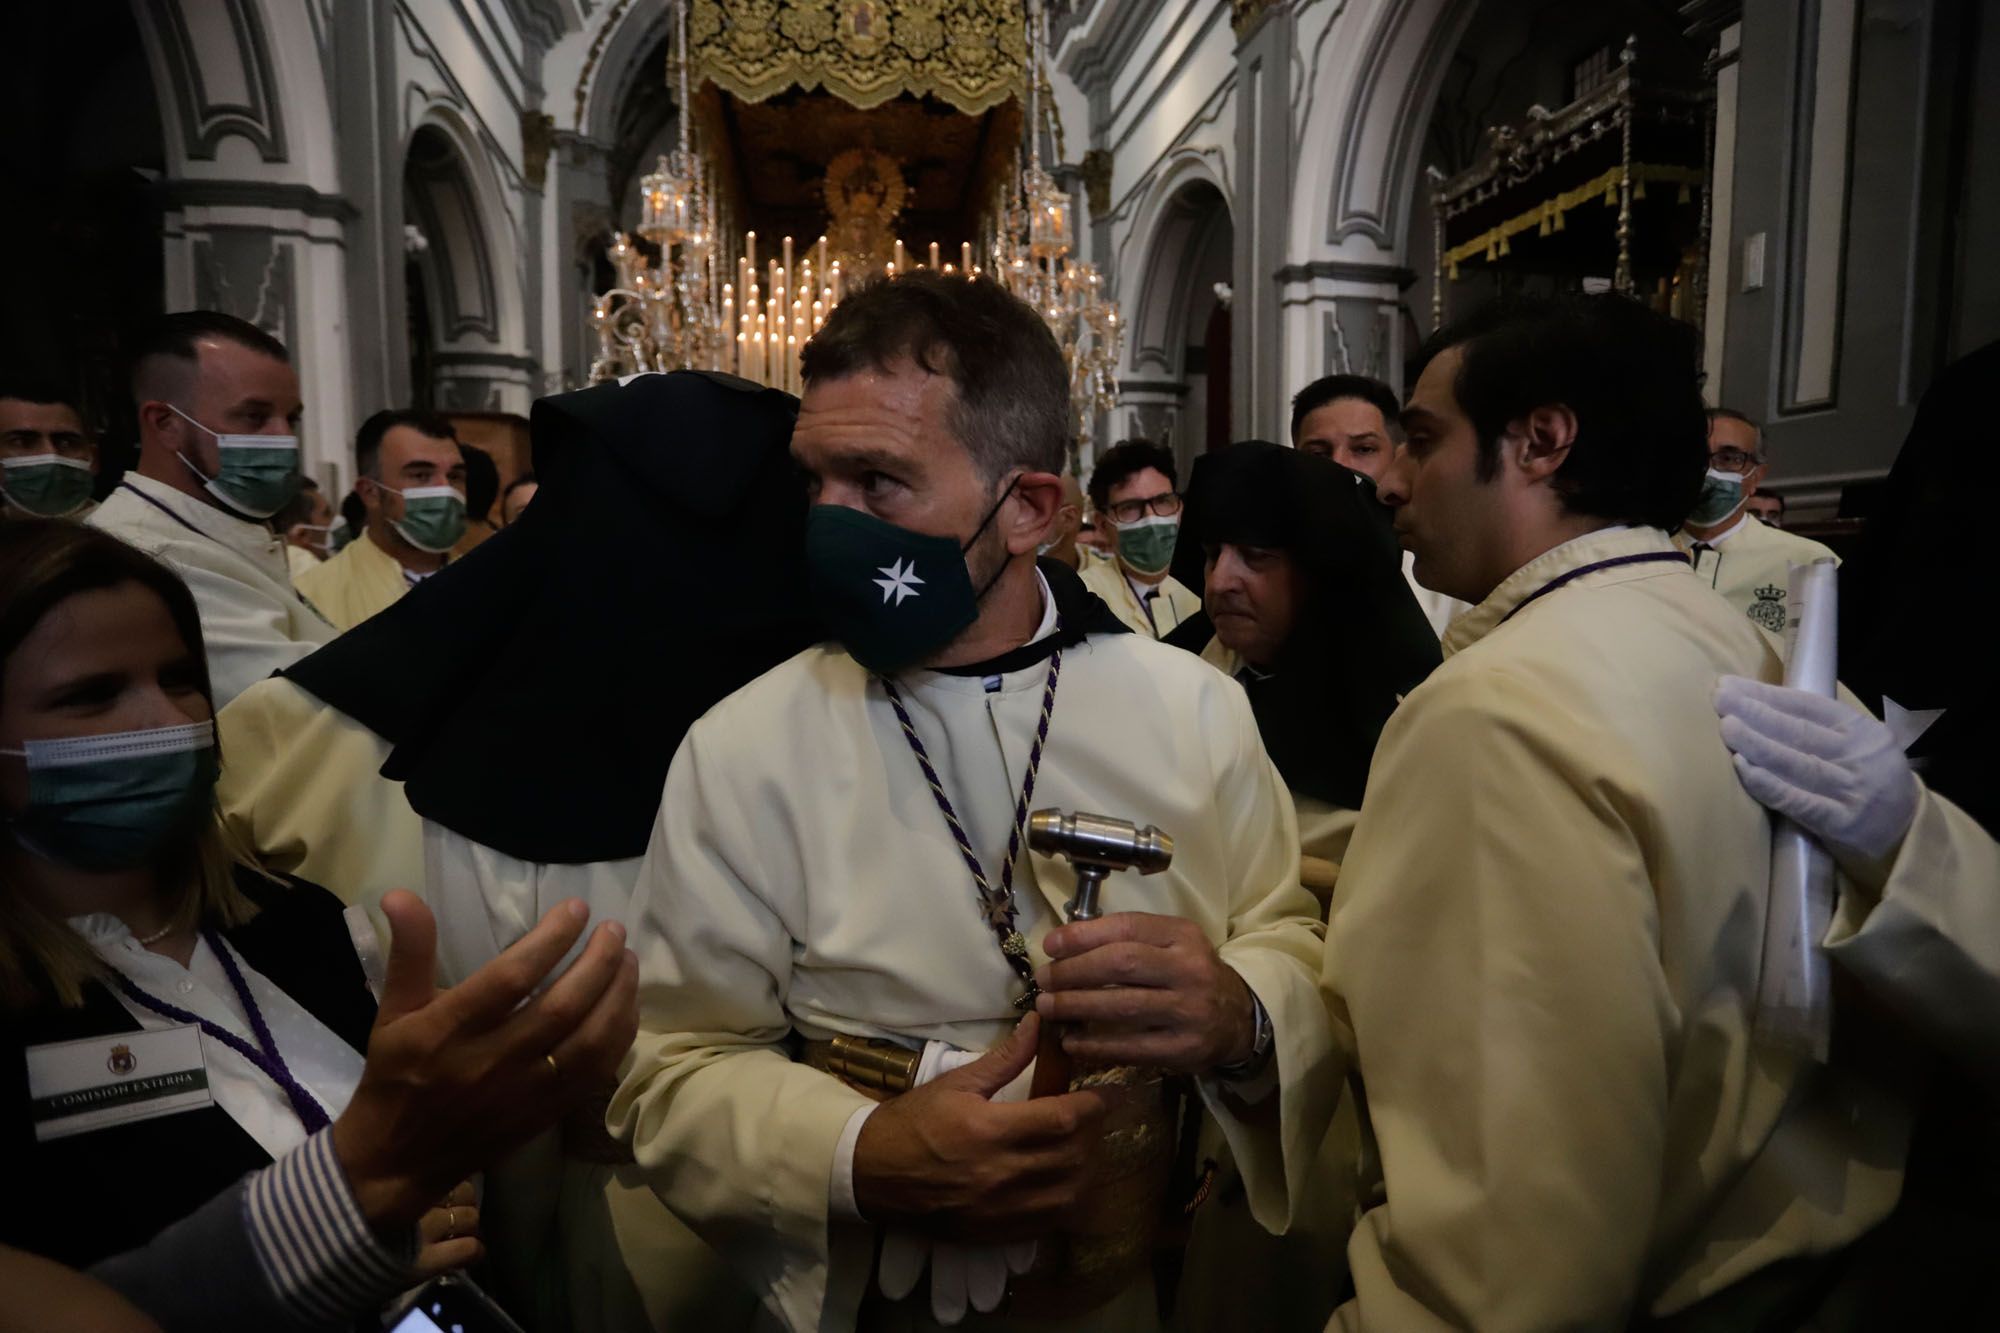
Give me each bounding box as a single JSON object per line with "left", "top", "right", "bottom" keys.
{"left": 1027, "top": 568, "right": 1058, "bottom": 644}
{"left": 122, "top": 472, "right": 279, "bottom": 555}
{"left": 1695, "top": 512, "right": 1751, "bottom": 546}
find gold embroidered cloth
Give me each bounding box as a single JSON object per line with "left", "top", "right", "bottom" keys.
{"left": 691, "top": 0, "right": 1026, "bottom": 115}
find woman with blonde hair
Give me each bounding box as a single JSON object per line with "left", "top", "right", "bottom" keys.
{"left": 0, "top": 518, "right": 481, "bottom": 1281}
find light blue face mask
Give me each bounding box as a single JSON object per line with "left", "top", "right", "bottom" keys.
{"left": 1687, "top": 467, "right": 1746, "bottom": 528}
{"left": 1, "top": 720, "right": 219, "bottom": 872}
{"left": 167, "top": 405, "right": 303, "bottom": 519}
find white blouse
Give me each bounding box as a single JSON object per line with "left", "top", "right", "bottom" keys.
{"left": 69, "top": 912, "right": 368, "bottom": 1160}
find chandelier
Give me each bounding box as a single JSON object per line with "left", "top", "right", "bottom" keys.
{"left": 588, "top": 0, "right": 724, "bottom": 381}
{"left": 587, "top": 0, "right": 1124, "bottom": 461}
{"left": 989, "top": 0, "right": 1122, "bottom": 458}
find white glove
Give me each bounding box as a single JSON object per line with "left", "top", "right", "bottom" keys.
{"left": 1715, "top": 676, "right": 1919, "bottom": 864}
{"left": 874, "top": 1041, "right": 1038, "bottom": 1325}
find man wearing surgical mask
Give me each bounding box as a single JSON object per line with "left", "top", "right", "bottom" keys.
{"left": 294, "top": 411, "right": 466, "bottom": 631}
{"left": 89, "top": 312, "right": 334, "bottom": 707}
{"left": 0, "top": 384, "right": 100, "bottom": 521}
{"left": 1077, "top": 440, "right": 1202, "bottom": 639}
{"left": 1673, "top": 407, "right": 1837, "bottom": 649}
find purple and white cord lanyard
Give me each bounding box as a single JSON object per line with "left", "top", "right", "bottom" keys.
{"left": 114, "top": 928, "right": 331, "bottom": 1134}
{"left": 880, "top": 633, "right": 1063, "bottom": 1011}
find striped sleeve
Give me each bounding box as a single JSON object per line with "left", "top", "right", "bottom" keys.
{"left": 243, "top": 1128, "right": 415, "bottom": 1325}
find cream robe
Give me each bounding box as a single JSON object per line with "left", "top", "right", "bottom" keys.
{"left": 285, "top": 542, "right": 322, "bottom": 584}
{"left": 1825, "top": 787, "right": 2000, "bottom": 1080}
{"left": 292, "top": 529, "right": 413, "bottom": 631}
{"left": 1197, "top": 637, "right": 1360, "bottom": 865}
{"left": 89, "top": 474, "right": 335, "bottom": 706}
{"left": 1077, "top": 555, "right": 1202, "bottom": 639}
{"left": 1675, "top": 513, "right": 1839, "bottom": 644}
{"left": 610, "top": 629, "right": 1335, "bottom": 1333}
{"left": 213, "top": 674, "right": 747, "bottom": 1331}
{"left": 1324, "top": 527, "right": 1915, "bottom": 1331}
{"left": 1400, "top": 550, "right": 1466, "bottom": 640}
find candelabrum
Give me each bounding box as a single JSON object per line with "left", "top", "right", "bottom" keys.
{"left": 589, "top": 0, "right": 1124, "bottom": 451}
{"left": 588, "top": 0, "right": 725, "bottom": 381}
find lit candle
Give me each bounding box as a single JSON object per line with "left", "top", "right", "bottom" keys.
{"left": 817, "top": 234, "right": 828, "bottom": 274}
{"left": 894, "top": 238, "right": 905, "bottom": 272}
{"left": 929, "top": 241, "right": 941, "bottom": 270}
{"left": 962, "top": 241, "right": 973, "bottom": 273}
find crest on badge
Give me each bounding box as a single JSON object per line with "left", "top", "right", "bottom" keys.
{"left": 1748, "top": 583, "right": 1788, "bottom": 632}
{"left": 107, "top": 1044, "right": 137, "bottom": 1077}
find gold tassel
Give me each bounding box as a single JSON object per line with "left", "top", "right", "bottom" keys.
{"left": 1498, "top": 235, "right": 1511, "bottom": 257}
{"left": 1553, "top": 209, "right": 1566, "bottom": 232}
{"left": 1634, "top": 179, "right": 1647, "bottom": 201}
{"left": 1447, "top": 261, "right": 1460, "bottom": 280}
{"left": 1538, "top": 210, "right": 1552, "bottom": 237}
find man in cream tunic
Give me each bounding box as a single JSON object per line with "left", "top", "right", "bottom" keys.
{"left": 1673, "top": 408, "right": 1838, "bottom": 645}
{"left": 1322, "top": 296, "right": 1918, "bottom": 1329}
{"left": 90, "top": 312, "right": 333, "bottom": 706}
{"left": 611, "top": 274, "right": 1333, "bottom": 1333}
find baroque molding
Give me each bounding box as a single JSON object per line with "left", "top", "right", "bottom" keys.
{"left": 146, "top": 0, "right": 290, "bottom": 164}
{"left": 161, "top": 181, "right": 360, "bottom": 222}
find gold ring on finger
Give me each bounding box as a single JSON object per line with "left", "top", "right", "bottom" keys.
{"left": 544, "top": 1052, "right": 561, "bottom": 1079}
{"left": 444, "top": 1206, "right": 459, "bottom": 1240}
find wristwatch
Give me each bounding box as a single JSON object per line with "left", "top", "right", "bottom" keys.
{"left": 1217, "top": 991, "right": 1274, "bottom": 1081}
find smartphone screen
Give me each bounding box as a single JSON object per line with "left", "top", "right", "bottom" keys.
{"left": 384, "top": 1277, "right": 524, "bottom": 1333}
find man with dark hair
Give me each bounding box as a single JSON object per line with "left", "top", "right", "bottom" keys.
{"left": 1745, "top": 489, "right": 1786, "bottom": 527}
{"left": 1289, "top": 374, "right": 1400, "bottom": 478}
{"left": 0, "top": 382, "right": 98, "bottom": 520}
{"left": 1674, "top": 406, "right": 1837, "bottom": 646}
{"left": 89, "top": 311, "right": 332, "bottom": 705}
{"left": 451, "top": 443, "right": 500, "bottom": 557}
{"left": 1290, "top": 372, "right": 1466, "bottom": 636}
{"left": 1318, "top": 294, "right": 1913, "bottom": 1328}
{"left": 1079, "top": 438, "right": 1202, "bottom": 637}
{"left": 499, "top": 471, "right": 538, "bottom": 525}
{"left": 295, "top": 409, "right": 466, "bottom": 630}
{"left": 274, "top": 477, "right": 341, "bottom": 578}
{"left": 612, "top": 273, "right": 1332, "bottom": 1331}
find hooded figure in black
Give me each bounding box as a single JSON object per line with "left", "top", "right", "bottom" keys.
{"left": 1166, "top": 441, "right": 1440, "bottom": 856}
{"left": 285, "top": 370, "right": 820, "bottom": 865}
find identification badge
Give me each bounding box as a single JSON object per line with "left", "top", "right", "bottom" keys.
{"left": 25, "top": 1025, "right": 212, "bottom": 1142}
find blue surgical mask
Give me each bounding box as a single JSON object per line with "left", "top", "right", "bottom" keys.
{"left": 1687, "top": 468, "right": 1746, "bottom": 528}
{"left": 167, "top": 405, "right": 302, "bottom": 519}
{"left": 1, "top": 721, "right": 219, "bottom": 871}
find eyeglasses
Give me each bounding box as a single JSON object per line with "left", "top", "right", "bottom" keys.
{"left": 1104, "top": 490, "right": 1183, "bottom": 524}
{"left": 1709, "top": 447, "right": 1764, "bottom": 475}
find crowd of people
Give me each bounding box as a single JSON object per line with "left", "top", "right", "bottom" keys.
{"left": 0, "top": 272, "right": 1994, "bottom": 1333}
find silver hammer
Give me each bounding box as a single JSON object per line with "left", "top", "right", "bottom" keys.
{"left": 1025, "top": 809, "right": 1175, "bottom": 1099}
{"left": 1027, "top": 809, "right": 1175, "bottom": 922}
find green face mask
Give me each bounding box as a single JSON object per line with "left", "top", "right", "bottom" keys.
{"left": 0, "top": 453, "right": 95, "bottom": 517}
{"left": 805, "top": 479, "right": 1018, "bottom": 675}
{"left": 167, "top": 405, "right": 303, "bottom": 519}
{"left": 388, "top": 485, "right": 468, "bottom": 553}
{"left": 1115, "top": 513, "right": 1179, "bottom": 576}
{"left": 1, "top": 721, "right": 219, "bottom": 872}
{"left": 1687, "top": 468, "right": 1746, "bottom": 528}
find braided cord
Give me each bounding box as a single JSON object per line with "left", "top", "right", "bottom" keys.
{"left": 114, "top": 932, "right": 333, "bottom": 1134}
{"left": 882, "top": 642, "right": 1063, "bottom": 1008}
